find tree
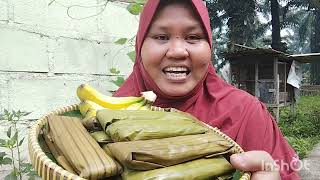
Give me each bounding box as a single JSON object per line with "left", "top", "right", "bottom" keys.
{"left": 283, "top": 0, "right": 320, "bottom": 84}
{"left": 206, "top": 0, "right": 261, "bottom": 69}
{"left": 271, "top": 0, "right": 281, "bottom": 50}
{"left": 310, "top": 9, "right": 320, "bottom": 84}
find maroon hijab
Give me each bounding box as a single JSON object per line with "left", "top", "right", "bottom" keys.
{"left": 115, "top": 1, "right": 300, "bottom": 179}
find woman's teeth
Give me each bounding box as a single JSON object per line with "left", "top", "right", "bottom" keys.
{"left": 163, "top": 67, "right": 190, "bottom": 80}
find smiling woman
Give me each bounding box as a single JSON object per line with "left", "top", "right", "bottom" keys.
{"left": 141, "top": 1, "right": 211, "bottom": 97}
{"left": 114, "top": 0, "right": 300, "bottom": 179}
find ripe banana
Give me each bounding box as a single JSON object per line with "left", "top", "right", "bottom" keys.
{"left": 77, "top": 84, "right": 145, "bottom": 109}
{"left": 125, "top": 99, "right": 148, "bottom": 110}
{"left": 78, "top": 100, "right": 104, "bottom": 131}
{"left": 78, "top": 100, "right": 104, "bottom": 117}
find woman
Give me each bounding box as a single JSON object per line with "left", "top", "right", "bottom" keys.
{"left": 115, "top": 0, "right": 300, "bottom": 179}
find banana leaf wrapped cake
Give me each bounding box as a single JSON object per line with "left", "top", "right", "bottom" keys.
{"left": 44, "top": 115, "right": 122, "bottom": 179}
{"left": 42, "top": 109, "right": 244, "bottom": 180}
{"left": 122, "top": 156, "right": 234, "bottom": 180}
{"left": 94, "top": 109, "right": 241, "bottom": 179}
{"left": 107, "top": 133, "right": 235, "bottom": 170}
{"left": 30, "top": 85, "right": 249, "bottom": 180}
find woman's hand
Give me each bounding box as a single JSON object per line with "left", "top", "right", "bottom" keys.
{"left": 230, "top": 151, "right": 280, "bottom": 180}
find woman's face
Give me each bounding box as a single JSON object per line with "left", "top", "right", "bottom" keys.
{"left": 141, "top": 3, "right": 211, "bottom": 97}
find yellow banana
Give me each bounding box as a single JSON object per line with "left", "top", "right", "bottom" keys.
{"left": 78, "top": 100, "right": 105, "bottom": 130}
{"left": 125, "top": 99, "right": 148, "bottom": 110}
{"left": 77, "top": 84, "right": 144, "bottom": 109}
{"left": 78, "top": 100, "right": 104, "bottom": 117}
{"left": 124, "top": 91, "right": 157, "bottom": 110}
{"left": 82, "top": 109, "right": 101, "bottom": 130}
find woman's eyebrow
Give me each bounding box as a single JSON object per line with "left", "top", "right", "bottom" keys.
{"left": 150, "top": 23, "right": 203, "bottom": 32}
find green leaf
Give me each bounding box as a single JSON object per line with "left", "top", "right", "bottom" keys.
{"left": 127, "top": 51, "right": 136, "bottom": 62}
{"left": 232, "top": 170, "right": 242, "bottom": 180}
{"left": 111, "top": 77, "right": 125, "bottom": 87}
{"left": 22, "top": 111, "right": 31, "bottom": 116}
{"left": 4, "top": 171, "right": 18, "bottom": 180}
{"left": 18, "top": 138, "right": 24, "bottom": 146}
{"left": 8, "top": 139, "right": 16, "bottom": 148}
{"left": 0, "top": 152, "right": 11, "bottom": 165}
{"left": 114, "top": 38, "right": 128, "bottom": 45}
{"left": 0, "top": 139, "right": 6, "bottom": 146}
{"left": 63, "top": 110, "right": 83, "bottom": 118}
{"left": 0, "top": 157, "right": 12, "bottom": 165}
{"left": 7, "top": 127, "right": 11, "bottom": 138}
{"left": 4, "top": 109, "right": 9, "bottom": 115}
{"left": 21, "top": 163, "right": 34, "bottom": 173}
{"left": 109, "top": 68, "right": 121, "bottom": 75}
{"left": 12, "top": 132, "right": 18, "bottom": 142}
{"left": 8, "top": 114, "right": 14, "bottom": 121}
{"left": 0, "top": 152, "right": 6, "bottom": 157}
{"left": 127, "top": 3, "right": 143, "bottom": 15}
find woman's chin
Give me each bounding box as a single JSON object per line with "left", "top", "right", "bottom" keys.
{"left": 160, "top": 86, "right": 192, "bottom": 97}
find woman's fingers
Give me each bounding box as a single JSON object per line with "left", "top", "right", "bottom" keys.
{"left": 251, "top": 171, "right": 281, "bottom": 180}
{"left": 230, "top": 151, "right": 280, "bottom": 180}
{"left": 230, "top": 151, "right": 278, "bottom": 172}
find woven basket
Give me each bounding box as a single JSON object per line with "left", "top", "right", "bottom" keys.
{"left": 28, "top": 104, "right": 251, "bottom": 180}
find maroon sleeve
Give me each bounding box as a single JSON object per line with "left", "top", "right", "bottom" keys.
{"left": 237, "top": 99, "right": 300, "bottom": 180}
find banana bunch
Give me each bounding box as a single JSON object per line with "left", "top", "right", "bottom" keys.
{"left": 77, "top": 84, "right": 157, "bottom": 130}
{"left": 78, "top": 100, "right": 104, "bottom": 130}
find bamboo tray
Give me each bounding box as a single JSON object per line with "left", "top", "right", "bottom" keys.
{"left": 28, "top": 104, "right": 251, "bottom": 180}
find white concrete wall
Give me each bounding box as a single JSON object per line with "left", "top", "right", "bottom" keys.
{"left": 0, "top": 0, "right": 138, "bottom": 177}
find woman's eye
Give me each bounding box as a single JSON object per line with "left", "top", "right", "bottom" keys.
{"left": 186, "top": 35, "right": 202, "bottom": 42}
{"left": 154, "top": 35, "right": 169, "bottom": 41}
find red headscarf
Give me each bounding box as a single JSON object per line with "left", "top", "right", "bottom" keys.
{"left": 114, "top": 0, "right": 300, "bottom": 179}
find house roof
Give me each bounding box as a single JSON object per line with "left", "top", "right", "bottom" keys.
{"left": 225, "top": 45, "right": 320, "bottom": 63}
{"left": 290, "top": 53, "right": 320, "bottom": 63}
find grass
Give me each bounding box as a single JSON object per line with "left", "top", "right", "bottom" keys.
{"left": 278, "top": 96, "right": 320, "bottom": 159}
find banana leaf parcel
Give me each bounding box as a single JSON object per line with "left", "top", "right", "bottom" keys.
{"left": 106, "top": 119, "right": 208, "bottom": 142}
{"left": 122, "top": 156, "right": 235, "bottom": 180}
{"left": 107, "top": 133, "right": 234, "bottom": 170}
{"left": 46, "top": 115, "right": 122, "bottom": 179}
{"left": 96, "top": 109, "right": 208, "bottom": 142}
{"left": 96, "top": 109, "right": 202, "bottom": 131}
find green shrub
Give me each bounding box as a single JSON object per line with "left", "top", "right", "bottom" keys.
{"left": 278, "top": 96, "right": 320, "bottom": 159}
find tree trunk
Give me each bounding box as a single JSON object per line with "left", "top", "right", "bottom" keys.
{"left": 311, "top": 9, "right": 320, "bottom": 84}
{"left": 271, "top": 0, "right": 281, "bottom": 51}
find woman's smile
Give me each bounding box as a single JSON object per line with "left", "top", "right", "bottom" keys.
{"left": 162, "top": 66, "right": 191, "bottom": 82}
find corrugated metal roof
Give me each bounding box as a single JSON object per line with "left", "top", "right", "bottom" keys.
{"left": 225, "top": 47, "right": 291, "bottom": 62}
{"left": 290, "top": 53, "right": 320, "bottom": 63}
{"left": 225, "top": 45, "right": 320, "bottom": 63}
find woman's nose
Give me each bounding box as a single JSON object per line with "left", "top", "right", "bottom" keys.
{"left": 166, "top": 38, "right": 189, "bottom": 59}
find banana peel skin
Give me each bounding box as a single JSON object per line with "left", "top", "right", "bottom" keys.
{"left": 77, "top": 84, "right": 145, "bottom": 109}
{"left": 76, "top": 84, "right": 157, "bottom": 130}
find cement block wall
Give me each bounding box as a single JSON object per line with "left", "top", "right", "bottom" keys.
{"left": 0, "top": 0, "right": 137, "bottom": 177}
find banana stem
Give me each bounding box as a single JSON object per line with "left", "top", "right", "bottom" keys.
{"left": 14, "top": 123, "right": 22, "bottom": 180}
{"left": 10, "top": 147, "right": 17, "bottom": 177}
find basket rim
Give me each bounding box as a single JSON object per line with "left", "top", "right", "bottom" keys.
{"left": 28, "top": 104, "right": 251, "bottom": 180}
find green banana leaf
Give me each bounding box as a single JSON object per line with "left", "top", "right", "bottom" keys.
{"left": 122, "top": 156, "right": 235, "bottom": 180}
{"left": 46, "top": 115, "right": 122, "bottom": 179}
{"left": 96, "top": 109, "right": 202, "bottom": 131}
{"left": 107, "top": 133, "right": 234, "bottom": 170}
{"left": 106, "top": 119, "right": 208, "bottom": 142}
{"left": 63, "top": 110, "right": 83, "bottom": 118}
{"left": 90, "top": 131, "right": 113, "bottom": 143}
